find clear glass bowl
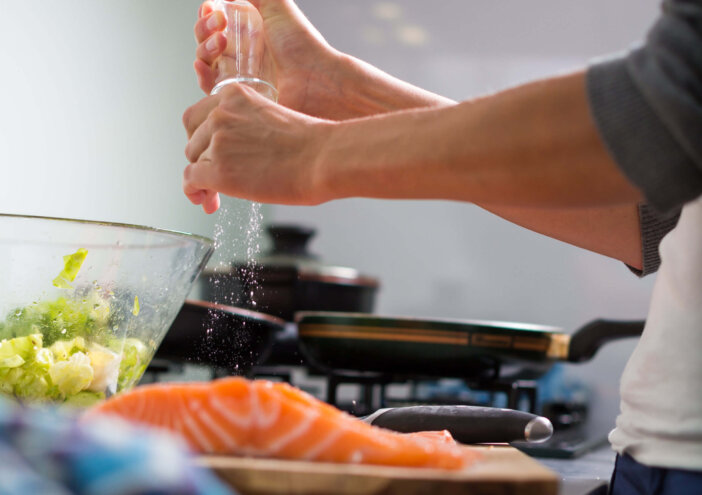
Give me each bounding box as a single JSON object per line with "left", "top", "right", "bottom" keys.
{"left": 0, "top": 214, "right": 214, "bottom": 406}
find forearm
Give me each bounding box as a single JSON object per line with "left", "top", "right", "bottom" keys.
{"left": 480, "top": 203, "right": 643, "bottom": 270}
{"left": 316, "top": 70, "right": 642, "bottom": 208}
{"left": 324, "top": 52, "right": 454, "bottom": 119}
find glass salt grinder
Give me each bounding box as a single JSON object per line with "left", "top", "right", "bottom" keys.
{"left": 210, "top": 0, "right": 278, "bottom": 101}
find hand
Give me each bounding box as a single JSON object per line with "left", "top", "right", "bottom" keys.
{"left": 182, "top": 83, "right": 331, "bottom": 211}
{"left": 193, "top": 0, "right": 346, "bottom": 119}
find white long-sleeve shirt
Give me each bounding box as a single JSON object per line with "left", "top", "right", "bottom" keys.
{"left": 587, "top": 0, "right": 702, "bottom": 470}
{"left": 609, "top": 196, "right": 702, "bottom": 470}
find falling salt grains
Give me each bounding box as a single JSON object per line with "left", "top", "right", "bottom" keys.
{"left": 207, "top": 200, "right": 265, "bottom": 369}
{"left": 242, "top": 201, "right": 263, "bottom": 309}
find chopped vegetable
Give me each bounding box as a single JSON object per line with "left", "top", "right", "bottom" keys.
{"left": 87, "top": 343, "right": 121, "bottom": 394}
{"left": 0, "top": 293, "right": 110, "bottom": 346}
{"left": 52, "top": 248, "right": 88, "bottom": 289}
{"left": 110, "top": 338, "right": 150, "bottom": 392}
{"left": 0, "top": 330, "right": 150, "bottom": 405}
{"left": 0, "top": 334, "right": 42, "bottom": 363}
{"left": 49, "top": 351, "right": 93, "bottom": 397}
{"left": 49, "top": 337, "right": 87, "bottom": 361}
{"left": 63, "top": 390, "right": 105, "bottom": 408}
{"left": 0, "top": 248, "right": 154, "bottom": 406}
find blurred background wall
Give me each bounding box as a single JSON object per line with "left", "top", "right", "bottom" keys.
{"left": 0, "top": 0, "right": 661, "bottom": 389}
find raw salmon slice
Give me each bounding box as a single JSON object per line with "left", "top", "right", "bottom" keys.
{"left": 85, "top": 377, "right": 480, "bottom": 470}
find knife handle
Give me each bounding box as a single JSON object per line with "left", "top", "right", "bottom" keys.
{"left": 368, "top": 405, "right": 553, "bottom": 444}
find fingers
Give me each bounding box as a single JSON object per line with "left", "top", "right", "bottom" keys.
{"left": 195, "top": 9, "right": 225, "bottom": 44}
{"left": 184, "top": 186, "right": 221, "bottom": 215}
{"left": 195, "top": 31, "right": 226, "bottom": 65}
{"left": 194, "top": 59, "right": 217, "bottom": 94}
{"left": 185, "top": 113, "right": 214, "bottom": 163}
{"left": 186, "top": 188, "right": 206, "bottom": 205}
{"left": 198, "top": 1, "right": 214, "bottom": 19}
{"left": 182, "top": 95, "right": 220, "bottom": 139}
{"left": 187, "top": 2, "right": 231, "bottom": 215}
{"left": 202, "top": 190, "right": 221, "bottom": 214}
{"left": 184, "top": 160, "right": 219, "bottom": 204}
{"left": 194, "top": 4, "right": 226, "bottom": 93}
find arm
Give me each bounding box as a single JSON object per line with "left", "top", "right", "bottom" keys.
{"left": 314, "top": 71, "right": 645, "bottom": 267}
{"left": 317, "top": 72, "right": 640, "bottom": 207}
{"left": 190, "top": 1, "right": 646, "bottom": 268}
{"left": 191, "top": 0, "right": 702, "bottom": 273}
{"left": 268, "top": 46, "right": 646, "bottom": 267}
{"left": 184, "top": 69, "right": 645, "bottom": 268}
{"left": 318, "top": 60, "right": 649, "bottom": 267}
{"left": 304, "top": 0, "right": 698, "bottom": 274}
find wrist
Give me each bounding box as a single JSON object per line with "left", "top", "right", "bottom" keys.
{"left": 321, "top": 52, "right": 393, "bottom": 119}
{"left": 312, "top": 109, "right": 438, "bottom": 202}
{"left": 308, "top": 120, "right": 342, "bottom": 204}
{"left": 332, "top": 53, "right": 454, "bottom": 118}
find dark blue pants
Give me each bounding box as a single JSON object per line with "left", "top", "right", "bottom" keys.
{"left": 610, "top": 454, "right": 702, "bottom": 495}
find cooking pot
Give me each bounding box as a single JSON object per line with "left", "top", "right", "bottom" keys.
{"left": 296, "top": 312, "right": 645, "bottom": 381}
{"left": 201, "top": 225, "right": 379, "bottom": 321}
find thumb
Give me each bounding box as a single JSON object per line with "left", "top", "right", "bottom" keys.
{"left": 247, "top": 0, "right": 300, "bottom": 21}
{"left": 248, "top": 0, "right": 328, "bottom": 45}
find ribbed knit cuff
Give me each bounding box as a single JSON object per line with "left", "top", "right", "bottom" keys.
{"left": 627, "top": 203, "right": 680, "bottom": 277}
{"left": 586, "top": 57, "right": 702, "bottom": 214}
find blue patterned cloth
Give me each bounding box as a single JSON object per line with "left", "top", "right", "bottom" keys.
{"left": 0, "top": 397, "right": 234, "bottom": 495}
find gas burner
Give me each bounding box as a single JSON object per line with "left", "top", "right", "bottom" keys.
{"left": 296, "top": 370, "right": 540, "bottom": 417}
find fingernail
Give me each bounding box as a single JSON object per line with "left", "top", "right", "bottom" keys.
{"left": 206, "top": 12, "right": 221, "bottom": 30}
{"left": 206, "top": 36, "right": 218, "bottom": 52}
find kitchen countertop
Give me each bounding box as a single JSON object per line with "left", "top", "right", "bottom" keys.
{"left": 537, "top": 445, "right": 615, "bottom": 495}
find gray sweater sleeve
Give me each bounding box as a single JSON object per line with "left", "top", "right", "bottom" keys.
{"left": 587, "top": 0, "right": 702, "bottom": 274}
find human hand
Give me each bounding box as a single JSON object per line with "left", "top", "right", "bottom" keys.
{"left": 193, "top": 0, "right": 347, "bottom": 119}
{"left": 182, "top": 83, "right": 331, "bottom": 212}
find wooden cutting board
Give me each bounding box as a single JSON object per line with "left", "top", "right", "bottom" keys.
{"left": 197, "top": 446, "right": 559, "bottom": 495}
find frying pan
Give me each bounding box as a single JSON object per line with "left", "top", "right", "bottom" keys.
{"left": 154, "top": 300, "right": 286, "bottom": 374}
{"left": 295, "top": 312, "right": 645, "bottom": 380}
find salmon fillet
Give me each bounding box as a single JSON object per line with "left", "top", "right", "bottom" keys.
{"left": 85, "top": 377, "right": 480, "bottom": 470}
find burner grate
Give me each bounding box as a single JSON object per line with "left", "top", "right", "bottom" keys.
{"left": 317, "top": 372, "right": 540, "bottom": 416}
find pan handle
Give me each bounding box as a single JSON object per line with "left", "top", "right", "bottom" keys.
{"left": 567, "top": 319, "right": 645, "bottom": 362}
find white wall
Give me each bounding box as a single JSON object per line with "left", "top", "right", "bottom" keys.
{"left": 0, "top": 0, "right": 256, "bottom": 267}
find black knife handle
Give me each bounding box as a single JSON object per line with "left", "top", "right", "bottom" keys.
{"left": 369, "top": 405, "right": 552, "bottom": 444}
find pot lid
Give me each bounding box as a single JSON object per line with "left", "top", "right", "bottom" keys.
{"left": 234, "top": 224, "right": 379, "bottom": 287}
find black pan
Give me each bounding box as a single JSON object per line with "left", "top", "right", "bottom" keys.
{"left": 295, "top": 312, "right": 644, "bottom": 380}
{"left": 154, "top": 300, "right": 286, "bottom": 374}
